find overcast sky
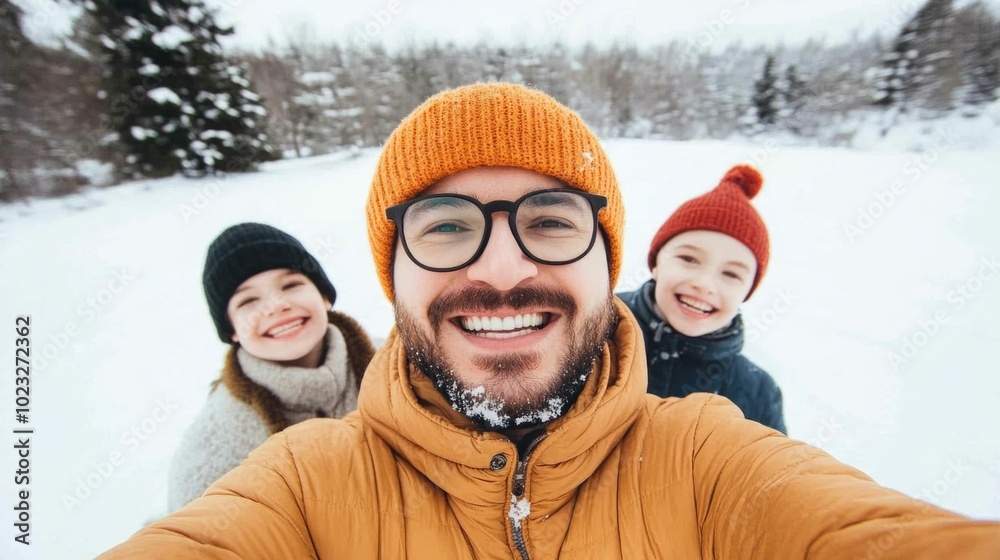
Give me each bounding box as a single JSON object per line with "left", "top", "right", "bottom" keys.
{"left": 14, "top": 0, "right": 1000, "bottom": 52}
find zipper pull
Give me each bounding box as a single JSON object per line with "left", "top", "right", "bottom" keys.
{"left": 512, "top": 470, "right": 526, "bottom": 497}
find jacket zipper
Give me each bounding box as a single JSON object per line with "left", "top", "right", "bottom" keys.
{"left": 651, "top": 320, "right": 676, "bottom": 394}
{"left": 510, "top": 432, "right": 547, "bottom": 560}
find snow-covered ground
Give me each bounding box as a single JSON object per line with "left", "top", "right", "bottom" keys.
{"left": 1, "top": 130, "right": 999, "bottom": 558}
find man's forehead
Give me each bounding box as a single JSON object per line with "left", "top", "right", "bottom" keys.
{"left": 420, "top": 166, "right": 569, "bottom": 200}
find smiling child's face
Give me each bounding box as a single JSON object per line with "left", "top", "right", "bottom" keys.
{"left": 651, "top": 230, "right": 757, "bottom": 337}
{"left": 227, "top": 269, "right": 330, "bottom": 368}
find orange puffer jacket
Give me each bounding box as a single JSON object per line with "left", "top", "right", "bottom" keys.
{"left": 100, "top": 300, "right": 1000, "bottom": 559}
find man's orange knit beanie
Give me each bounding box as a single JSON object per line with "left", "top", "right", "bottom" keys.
{"left": 366, "top": 83, "right": 624, "bottom": 302}
{"left": 647, "top": 164, "right": 770, "bottom": 299}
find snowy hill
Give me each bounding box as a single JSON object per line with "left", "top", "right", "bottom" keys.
{"left": 1, "top": 137, "right": 998, "bottom": 559}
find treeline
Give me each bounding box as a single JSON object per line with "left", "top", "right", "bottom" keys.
{"left": 0, "top": 0, "right": 997, "bottom": 201}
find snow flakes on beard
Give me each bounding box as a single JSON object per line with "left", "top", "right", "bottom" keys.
{"left": 395, "top": 287, "right": 618, "bottom": 432}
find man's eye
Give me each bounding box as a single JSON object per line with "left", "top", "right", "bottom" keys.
{"left": 532, "top": 218, "right": 572, "bottom": 229}
{"left": 425, "top": 222, "right": 466, "bottom": 234}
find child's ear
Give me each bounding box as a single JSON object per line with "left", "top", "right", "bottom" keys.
{"left": 323, "top": 296, "right": 332, "bottom": 310}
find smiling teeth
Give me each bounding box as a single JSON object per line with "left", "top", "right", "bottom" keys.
{"left": 267, "top": 319, "right": 305, "bottom": 336}
{"left": 462, "top": 313, "right": 545, "bottom": 332}
{"left": 679, "top": 295, "right": 714, "bottom": 313}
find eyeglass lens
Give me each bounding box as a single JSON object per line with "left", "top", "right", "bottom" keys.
{"left": 400, "top": 190, "right": 597, "bottom": 269}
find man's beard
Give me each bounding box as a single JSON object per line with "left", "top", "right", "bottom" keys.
{"left": 395, "top": 286, "right": 618, "bottom": 432}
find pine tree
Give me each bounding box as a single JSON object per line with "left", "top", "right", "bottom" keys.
{"left": 781, "top": 65, "right": 806, "bottom": 113}
{"left": 752, "top": 55, "right": 780, "bottom": 127}
{"left": 346, "top": 42, "right": 404, "bottom": 147}
{"left": 1, "top": 0, "right": 95, "bottom": 198}
{"left": 955, "top": 1, "right": 999, "bottom": 106}
{"left": 0, "top": 0, "right": 33, "bottom": 199}
{"left": 875, "top": 15, "right": 919, "bottom": 107}
{"left": 874, "top": 0, "right": 958, "bottom": 111}
{"left": 83, "top": 0, "right": 275, "bottom": 178}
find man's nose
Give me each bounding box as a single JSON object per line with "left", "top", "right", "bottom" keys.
{"left": 465, "top": 216, "right": 538, "bottom": 291}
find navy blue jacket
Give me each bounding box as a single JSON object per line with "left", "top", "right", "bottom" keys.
{"left": 617, "top": 281, "right": 787, "bottom": 434}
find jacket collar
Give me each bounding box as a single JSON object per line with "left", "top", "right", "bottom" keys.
{"left": 357, "top": 298, "right": 648, "bottom": 512}
{"left": 633, "top": 281, "right": 744, "bottom": 361}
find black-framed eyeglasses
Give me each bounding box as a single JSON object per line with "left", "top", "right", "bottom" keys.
{"left": 386, "top": 188, "right": 608, "bottom": 272}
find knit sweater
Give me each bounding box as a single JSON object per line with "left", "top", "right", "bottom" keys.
{"left": 167, "top": 311, "right": 374, "bottom": 511}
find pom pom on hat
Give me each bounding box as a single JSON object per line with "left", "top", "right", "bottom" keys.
{"left": 721, "top": 164, "right": 763, "bottom": 199}
{"left": 646, "top": 164, "right": 770, "bottom": 300}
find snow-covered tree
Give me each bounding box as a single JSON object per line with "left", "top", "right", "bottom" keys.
{"left": 1, "top": 0, "right": 98, "bottom": 199}
{"left": 0, "top": 0, "right": 33, "bottom": 199}
{"left": 781, "top": 66, "right": 806, "bottom": 113}
{"left": 347, "top": 43, "right": 404, "bottom": 146}
{"left": 776, "top": 64, "right": 810, "bottom": 133}
{"left": 240, "top": 48, "right": 313, "bottom": 158}
{"left": 874, "top": 0, "right": 959, "bottom": 112}
{"left": 286, "top": 44, "right": 368, "bottom": 156}
{"left": 955, "top": 1, "right": 1000, "bottom": 107}
{"left": 84, "top": 0, "right": 275, "bottom": 178}
{"left": 752, "top": 55, "right": 780, "bottom": 128}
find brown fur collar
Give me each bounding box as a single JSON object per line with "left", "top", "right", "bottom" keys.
{"left": 214, "top": 310, "right": 376, "bottom": 435}
{"left": 327, "top": 309, "right": 376, "bottom": 391}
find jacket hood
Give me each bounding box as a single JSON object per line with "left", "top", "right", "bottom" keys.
{"left": 357, "top": 297, "right": 648, "bottom": 514}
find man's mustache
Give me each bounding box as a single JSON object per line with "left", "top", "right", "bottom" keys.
{"left": 427, "top": 286, "right": 577, "bottom": 328}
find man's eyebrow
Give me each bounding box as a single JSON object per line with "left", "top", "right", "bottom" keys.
{"left": 406, "top": 196, "right": 472, "bottom": 218}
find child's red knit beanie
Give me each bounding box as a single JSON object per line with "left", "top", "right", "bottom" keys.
{"left": 646, "top": 164, "right": 770, "bottom": 299}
